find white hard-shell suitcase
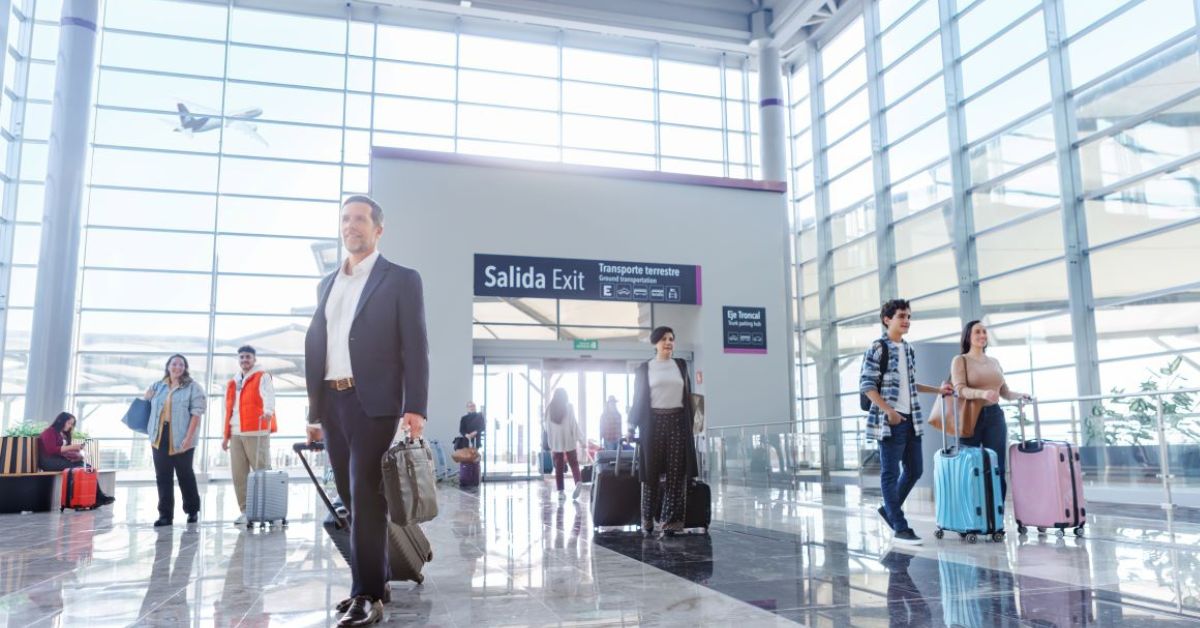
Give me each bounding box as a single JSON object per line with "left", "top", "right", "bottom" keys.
{"left": 245, "top": 468, "right": 289, "bottom": 529}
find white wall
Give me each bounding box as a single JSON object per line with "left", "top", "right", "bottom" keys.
{"left": 371, "top": 150, "right": 791, "bottom": 446}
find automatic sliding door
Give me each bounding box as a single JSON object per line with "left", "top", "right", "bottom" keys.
{"left": 474, "top": 358, "right": 541, "bottom": 480}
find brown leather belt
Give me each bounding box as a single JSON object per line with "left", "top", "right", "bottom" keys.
{"left": 327, "top": 377, "right": 355, "bottom": 391}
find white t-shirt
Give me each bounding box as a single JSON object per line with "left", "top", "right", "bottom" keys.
{"left": 648, "top": 358, "right": 685, "bottom": 410}
{"left": 893, "top": 343, "right": 911, "bottom": 415}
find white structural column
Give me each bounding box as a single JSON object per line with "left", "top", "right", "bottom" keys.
{"left": 757, "top": 43, "right": 788, "bottom": 182}
{"left": 936, "top": 0, "right": 982, "bottom": 321}
{"left": 23, "top": 0, "right": 99, "bottom": 423}
{"left": 1043, "top": 0, "right": 1102, "bottom": 430}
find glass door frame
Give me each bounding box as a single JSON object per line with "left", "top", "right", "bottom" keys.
{"left": 473, "top": 357, "right": 544, "bottom": 481}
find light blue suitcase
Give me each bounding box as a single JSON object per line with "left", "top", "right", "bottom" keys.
{"left": 933, "top": 395, "right": 1004, "bottom": 543}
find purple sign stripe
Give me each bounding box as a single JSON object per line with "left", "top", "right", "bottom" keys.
{"left": 695, "top": 266, "right": 702, "bottom": 305}
{"left": 726, "top": 348, "right": 768, "bottom": 354}
{"left": 372, "top": 146, "right": 787, "bottom": 192}
{"left": 759, "top": 97, "right": 784, "bottom": 108}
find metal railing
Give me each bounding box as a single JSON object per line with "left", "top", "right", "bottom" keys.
{"left": 703, "top": 386, "right": 1200, "bottom": 515}
{"left": 43, "top": 434, "right": 316, "bottom": 478}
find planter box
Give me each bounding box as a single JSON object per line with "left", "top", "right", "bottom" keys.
{"left": 0, "top": 436, "right": 38, "bottom": 475}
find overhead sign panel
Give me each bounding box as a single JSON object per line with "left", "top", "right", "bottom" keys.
{"left": 474, "top": 254, "right": 702, "bottom": 305}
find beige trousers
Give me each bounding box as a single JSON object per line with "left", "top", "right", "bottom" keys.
{"left": 230, "top": 433, "right": 271, "bottom": 512}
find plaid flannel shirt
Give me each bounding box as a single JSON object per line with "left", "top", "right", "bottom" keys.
{"left": 859, "top": 336, "right": 923, "bottom": 441}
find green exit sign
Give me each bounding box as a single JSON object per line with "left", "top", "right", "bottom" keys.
{"left": 574, "top": 339, "right": 599, "bottom": 351}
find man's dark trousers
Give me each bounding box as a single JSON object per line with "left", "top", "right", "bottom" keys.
{"left": 322, "top": 385, "right": 399, "bottom": 600}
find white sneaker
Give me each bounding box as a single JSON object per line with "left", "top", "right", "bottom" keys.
{"left": 234, "top": 514, "right": 247, "bottom": 525}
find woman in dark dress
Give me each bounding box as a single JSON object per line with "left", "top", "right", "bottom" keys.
{"left": 630, "top": 326, "right": 698, "bottom": 537}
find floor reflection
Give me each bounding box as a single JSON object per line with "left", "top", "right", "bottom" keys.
{"left": 138, "top": 527, "right": 199, "bottom": 625}
{"left": 880, "top": 550, "right": 932, "bottom": 627}
{"left": 5, "top": 481, "right": 1200, "bottom": 626}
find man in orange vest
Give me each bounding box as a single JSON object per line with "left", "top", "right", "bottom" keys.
{"left": 222, "top": 344, "right": 277, "bottom": 525}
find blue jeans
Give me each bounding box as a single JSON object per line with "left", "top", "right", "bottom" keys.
{"left": 879, "top": 416, "right": 922, "bottom": 533}
{"left": 959, "top": 404, "right": 1007, "bottom": 501}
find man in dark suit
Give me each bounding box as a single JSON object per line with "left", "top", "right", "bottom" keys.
{"left": 304, "top": 195, "right": 429, "bottom": 627}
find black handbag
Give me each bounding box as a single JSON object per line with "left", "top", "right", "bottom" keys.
{"left": 858, "top": 341, "right": 889, "bottom": 411}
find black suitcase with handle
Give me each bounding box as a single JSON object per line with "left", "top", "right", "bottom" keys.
{"left": 684, "top": 479, "right": 711, "bottom": 532}
{"left": 294, "top": 442, "right": 432, "bottom": 584}
{"left": 591, "top": 444, "right": 641, "bottom": 528}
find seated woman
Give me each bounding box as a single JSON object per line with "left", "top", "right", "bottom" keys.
{"left": 39, "top": 412, "right": 115, "bottom": 506}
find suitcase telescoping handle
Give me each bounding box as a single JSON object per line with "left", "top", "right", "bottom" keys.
{"left": 613, "top": 438, "right": 637, "bottom": 477}
{"left": 292, "top": 441, "right": 348, "bottom": 530}
{"left": 939, "top": 391, "right": 959, "bottom": 454}
{"left": 1016, "top": 397, "right": 1042, "bottom": 444}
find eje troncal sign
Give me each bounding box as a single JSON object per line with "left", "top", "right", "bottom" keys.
{"left": 723, "top": 306, "right": 766, "bottom": 354}
{"left": 474, "top": 254, "right": 702, "bottom": 305}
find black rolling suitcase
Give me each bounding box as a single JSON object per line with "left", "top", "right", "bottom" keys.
{"left": 294, "top": 442, "right": 433, "bottom": 584}
{"left": 591, "top": 443, "right": 641, "bottom": 528}
{"left": 684, "top": 436, "right": 712, "bottom": 532}
{"left": 684, "top": 479, "right": 712, "bottom": 533}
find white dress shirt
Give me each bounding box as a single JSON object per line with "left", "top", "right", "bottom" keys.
{"left": 324, "top": 249, "right": 380, "bottom": 380}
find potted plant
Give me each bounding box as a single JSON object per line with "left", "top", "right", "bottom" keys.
{"left": 1081, "top": 356, "right": 1197, "bottom": 478}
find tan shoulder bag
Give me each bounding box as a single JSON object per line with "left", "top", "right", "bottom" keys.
{"left": 928, "top": 355, "right": 984, "bottom": 437}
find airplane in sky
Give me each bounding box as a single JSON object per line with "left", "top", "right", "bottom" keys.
{"left": 171, "top": 102, "right": 268, "bottom": 145}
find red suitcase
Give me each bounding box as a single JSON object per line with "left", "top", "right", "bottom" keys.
{"left": 61, "top": 466, "right": 98, "bottom": 511}
{"left": 1009, "top": 399, "right": 1086, "bottom": 537}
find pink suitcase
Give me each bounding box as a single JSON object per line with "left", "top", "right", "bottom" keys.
{"left": 1009, "top": 399, "right": 1086, "bottom": 537}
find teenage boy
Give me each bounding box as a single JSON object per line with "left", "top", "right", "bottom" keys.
{"left": 860, "top": 299, "right": 952, "bottom": 545}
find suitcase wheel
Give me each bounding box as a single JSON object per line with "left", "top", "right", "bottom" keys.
{"left": 1055, "top": 528, "right": 1065, "bottom": 538}
{"left": 281, "top": 519, "right": 288, "bottom": 528}
{"left": 1073, "top": 526, "right": 1084, "bottom": 537}
{"left": 1037, "top": 527, "right": 1046, "bottom": 535}
{"left": 414, "top": 574, "right": 424, "bottom": 585}
{"left": 1018, "top": 525, "right": 1028, "bottom": 535}
{"left": 934, "top": 529, "right": 944, "bottom": 539}
{"left": 991, "top": 532, "right": 1004, "bottom": 543}
{"left": 966, "top": 534, "right": 978, "bottom": 544}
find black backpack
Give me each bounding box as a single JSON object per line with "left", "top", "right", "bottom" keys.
{"left": 859, "top": 340, "right": 890, "bottom": 411}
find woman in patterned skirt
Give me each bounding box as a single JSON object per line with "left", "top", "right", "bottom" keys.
{"left": 630, "top": 326, "right": 698, "bottom": 537}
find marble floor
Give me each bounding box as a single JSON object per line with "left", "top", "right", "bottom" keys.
{"left": 2, "top": 478, "right": 1200, "bottom": 627}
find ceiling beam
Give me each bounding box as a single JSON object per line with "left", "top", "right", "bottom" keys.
{"left": 352, "top": 0, "right": 758, "bottom": 53}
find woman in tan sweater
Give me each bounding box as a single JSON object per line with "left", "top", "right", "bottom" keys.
{"left": 951, "top": 320, "right": 1030, "bottom": 501}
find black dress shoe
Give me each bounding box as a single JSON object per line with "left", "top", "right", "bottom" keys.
{"left": 98, "top": 495, "right": 115, "bottom": 506}
{"left": 336, "top": 586, "right": 391, "bottom": 613}
{"left": 153, "top": 518, "right": 172, "bottom": 527}
{"left": 186, "top": 513, "right": 198, "bottom": 524}
{"left": 337, "top": 596, "right": 382, "bottom": 627}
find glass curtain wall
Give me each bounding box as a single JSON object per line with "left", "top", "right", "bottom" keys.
{"left": 789, "top": 0, "right": 1200, "bottom": 444}
{"left": 0, "top": 0, "right": 759, "bottom": 473}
